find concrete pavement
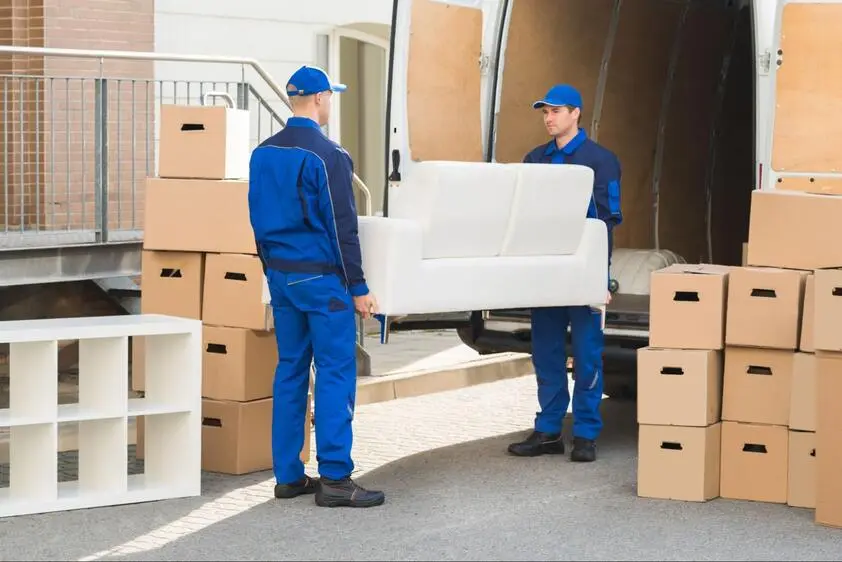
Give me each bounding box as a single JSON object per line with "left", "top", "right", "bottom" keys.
{"left": 3, "top": 369, "right": 842, "bottom": 561}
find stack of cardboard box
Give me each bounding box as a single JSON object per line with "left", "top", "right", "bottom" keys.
{"left": 134, "top": 99, "right": 310, "bottom": 474}
{"left": 637, "top": 263, "right": 730, "bottom": 502}
{"left": 745, "top": 187, "right": 842, "bottom": 528}
{"left": 636, "top": 188, "right": 841, "bottom": 528}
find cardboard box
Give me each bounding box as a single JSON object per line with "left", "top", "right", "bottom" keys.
{"left": 637, "top": 423, "right": 721, "bottom": 502}
{"left": 789, "top": 352, "right": 816, "bottom": 432}
{"left": 725, "top": 267, "right": 806, "bottom": 350}
{"left": 813, "top": 268, "right": 842, "bottom": 352}
{"left": 747, "top": 190, "right": 842, "bottom": 270}
{"left": 788, "top": 430, "right": 816, "bottom": 509}
{"left": 140, "top": 251, "right": 204, "bottom": 319}
{"left": 158, "top": 104, "right": 249, "bottom": 180}
{"left": 201, "top": 395, "right": 311, "bottom": 475}
{"left": 636, "top": 347, "right": 722, "bottom": 427}
{"left": 816, "top": 352, "right": 842, "bottom": 528}
{"left": 722, "top": 347, "right": 793, "bottom": 426}
{"left": 131, "top": 337, "right": 145, "bottom": 392}
{"left": 801, "top": 274, "right": 815, "bottom": 352}
{"left": 144, "top": 178, "right": 257, "bottom": 255}
{"left": 649, "top": 264, "right": 730, "bottom": 350}
{"left": 203, "top": 325, "right": 277, "bottom": 402}
{"left": 203, "top": 254, "right": 273, "bottom": 331}
{"left": 720, "top": 421, "right": 788, "bottom": 504}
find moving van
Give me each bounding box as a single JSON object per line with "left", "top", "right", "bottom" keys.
{"left": 377, "top": 0, "right": 842, "bottom": 398}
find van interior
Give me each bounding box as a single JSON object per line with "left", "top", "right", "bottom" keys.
{"left": 401, "top": 0, "right": 756, "bottom": 267}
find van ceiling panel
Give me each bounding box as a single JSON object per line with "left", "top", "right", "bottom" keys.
{"left": 772, "top": 3, "right": 842, "bottom": 173}
{"left": 407, "top": 0, "right": 484, "bottom": 162}
{"left": 596, "top": 0, "right": 683, "bottom": 252}
{"left": 493, "top": 0, "right": 614, "bottom": 165}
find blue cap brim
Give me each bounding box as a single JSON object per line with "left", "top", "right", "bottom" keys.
{"left": 331, "top": 83, "right": 347, "bottom": 93}
{"left": 532, "top": 100, "right": 565, "bottom": 109}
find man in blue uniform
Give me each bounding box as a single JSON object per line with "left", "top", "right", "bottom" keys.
{"left": 248, "top": 65, "right": 385, "bottom": 508}
{"left": 507, "top": 84, "right": 622, "bottom": 463}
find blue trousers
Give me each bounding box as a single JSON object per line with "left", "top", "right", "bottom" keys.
{"left": 530, "top": 305, "right": 604, "bottom": 440}
{"left": 266, "top": 270, "right": 357, "bottom": 484}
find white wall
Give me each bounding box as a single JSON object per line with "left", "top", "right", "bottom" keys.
{"left": 153, "top": 0, "right": 393, "bottom": 120}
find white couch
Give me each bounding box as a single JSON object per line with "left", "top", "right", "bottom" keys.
{"left": 358, "top": 160, "right": 608, "bottom": 316}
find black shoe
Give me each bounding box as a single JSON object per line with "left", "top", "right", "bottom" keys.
{"left": 315, "top": 477, "right": 385, "bottom": 508}
{"left": 570, "top": 437, "right": 597, "bottom": 462}
{"left": 507, "top": 431, "right": 565, "bottom": 457}
{"left": 274, "top": 475, "right": 318, "bottom": 499}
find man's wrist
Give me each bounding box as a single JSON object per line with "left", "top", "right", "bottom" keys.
{"left": 350, "top": 282, "right": 369, "bottom": 297}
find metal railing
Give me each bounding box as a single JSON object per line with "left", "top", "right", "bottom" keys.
{"left": 0, "top": 46, "right": 373, "bottom": 251}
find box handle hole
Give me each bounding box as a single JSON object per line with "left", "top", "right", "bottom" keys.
{"left": 206, "top": 343, "right": 227, "bottom": 355}
{"left": 742, "top": 443, "right": 767, "bottom": 454}
{"left": 660, "top": 442, "right": 683, "bottom": 451}
{"left": 750, "top": 288, "right": 776, "bottom": 298}
{"left": 202, "top": 417, "right": 223, "bottom": 427}
{"left": 832, "top": 287, "right": 842, "bottom": 297}
{"left": 181, "top": 123, "right": 205, "bottom": 131}
{"left": 660, "top": 367, "right": 684, "bottom": 376}
{"left": 160, "top": 268, "right": 182, "bottom": 278}
{"left": 746, "top": 365, "right": 773, "bottom": 376}
{"left": 811, "top": 448, "right": 816, "bottom": 457}
{"left": 673, "top": 291, "right": 699, "bottom": 302}
{"left": 224, "top": 272, "right": 248, "bottom": 282}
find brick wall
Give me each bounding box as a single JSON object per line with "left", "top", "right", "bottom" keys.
{"left": 0, "top": 0, "right": 154, "bottom": 235}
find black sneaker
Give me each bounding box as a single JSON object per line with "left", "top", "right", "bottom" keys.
{"left": 507, "top": 431, "right": 565, "bottom": 457}
{"left": 274, "top": 475, "right": 318, "bottom": 499}
{"left": 315, "top": 477, "right": 385, "bottom": 508}
{"left": 570, "top": 437, "right": 597, "bottom": 462}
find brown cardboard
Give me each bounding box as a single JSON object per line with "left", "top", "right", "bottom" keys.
{"left": 816, "top": 352, "right": 842, "bottom": 528}
{"left": 720, "top": 421, "right": 788, "bottom": 504}
{"left": 813, "top": 268, "right": 842, "bottom": 352}
{"left": 636, "top": 347, "right": 722, "bottom": 427}
{"left": 158, "top": 104, "right": 249, "bottom": 180}
{"left": 143, "top": 178, "right": 257, "bottom": 255}
{"left": 741, "top": 242, "right": 748, "bottom": 267}
{"left": 131, "top": 337, "right": 145, "bottom": 392}
{"left": 202, "top": 254, "right": 273, "bottom": 331}
{"left": 201, "top": 396, "right": 311, "bottom": 475}
{"left": 649, "top": 264, "right": 730, "bottom": 350}
{"left": 722, "top": 347, "right": 793, "bottom": 426}
{"left": 789, "top": 352, "right": 816, "bottom": 432}
{"left": 637, "top": 423, "right": 721, "bottom": 502}
{"left": 140, "top": 251, "right": 204, "bottom": 319}
{"left": 747, "top": 190, "right": 842, "bottom": 270}
{"left": 800, "top": 274, "right": 815, "bottom": 352}
{"left": 725, "top": 267, "right": 806, "bottom": 350}
{"left": 788, "top": 430, "right": 816, "bottom": 509}
{"left": 203, "top": 325, "right": 277, "bottom": 402}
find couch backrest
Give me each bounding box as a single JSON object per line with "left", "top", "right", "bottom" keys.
{"left": 387, "top": 160, "right": 594, "bottom": 259}
{"left": 500, "top": 163, "right": 594, "bottom": 256}
{"left": 389, "top": 161, "right": 517, "bottom": 258}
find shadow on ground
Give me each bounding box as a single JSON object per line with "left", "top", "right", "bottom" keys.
{"left": 20, "top": 400, "right": 840, "bottom": 562}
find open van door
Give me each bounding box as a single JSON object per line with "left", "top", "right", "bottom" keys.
{"left": 381, "top": 0, "right": 502, "bottom": 333}
{"left": 768, "top": 0, "right": 842, "bottom": 192}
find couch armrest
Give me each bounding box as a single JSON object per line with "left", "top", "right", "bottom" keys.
{"left": 358, "top": 216, "right": 424, "bottom": 312}
{"left": 578, "top": 218, "right": 610, "bottom": 306}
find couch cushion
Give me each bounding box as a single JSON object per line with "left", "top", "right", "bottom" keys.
{"left": 388, "top": 161, "right": 517, "bottom": 258}
{"left": 500, "top": 163, "right": 594, "bottom": 257}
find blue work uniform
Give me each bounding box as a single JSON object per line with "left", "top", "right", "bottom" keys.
{"left": 523, "top": 127, "right": 622, "bottom": 441}
{"left": 248, "top": 116, "right": 367, "bottom": 485}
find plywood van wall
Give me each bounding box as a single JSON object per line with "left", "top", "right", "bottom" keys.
{"left": 495, "top": 0, "right": 752, "bottom": 265}
{"left": 407, "top": 0, "right": 484, "bottom": 162}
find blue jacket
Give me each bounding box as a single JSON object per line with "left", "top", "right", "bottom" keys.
{"left": 248, "top": 117, "right": 369, "bottom": 297}
{"left": 523, "top": 128, "right": 623, "bottom": 263}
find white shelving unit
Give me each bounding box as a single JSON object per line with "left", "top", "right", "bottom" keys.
{"left": 0, "top": 314, "right": 202, "bottom": 518}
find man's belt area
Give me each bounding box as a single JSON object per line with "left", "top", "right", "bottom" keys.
{"left": 263, "top": 257, "right": 344, "bottom": 277}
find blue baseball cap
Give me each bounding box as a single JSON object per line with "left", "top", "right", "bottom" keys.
{"left": 532, "top": 84, "right": 582, "bottom": 109}
{"left": 286, "top": 65, "right": 347, "bottom": 96}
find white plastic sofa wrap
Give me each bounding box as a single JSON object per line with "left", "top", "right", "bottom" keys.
{"left": 358, "top": 161, "right": 609, "bottom": 316}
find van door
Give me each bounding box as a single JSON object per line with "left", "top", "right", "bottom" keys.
{"left": 385, "top": 0, "right": 498, "bottom": 212}
{"left": 767, "top": 0, "right": 842, "bottom": 193}
{"left": 381, "top": 0, "right": 505, "bottom": 334}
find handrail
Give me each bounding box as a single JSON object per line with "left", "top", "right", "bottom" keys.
{"left": 0, "top": 45, "right": 374, "bottom": 216}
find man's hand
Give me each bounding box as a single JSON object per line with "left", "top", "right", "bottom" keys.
{"left": 353, "top": 293, "right": 379, "bottom": 319}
